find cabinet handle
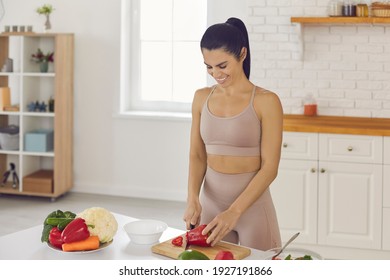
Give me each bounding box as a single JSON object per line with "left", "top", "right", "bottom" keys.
{"left": 311, "top": 168, "right": 316, "bottom": 173}
{"left": 282, "top": 143, "right": 288, "bottom": 148}
{"left": 347, "top": 146, "right": 353, "bottom": 152}
{"left": 320, "top": 168, "right": 326, "bottom": 173}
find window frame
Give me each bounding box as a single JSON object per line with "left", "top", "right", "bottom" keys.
{"left": 120, "top": 0, "right": 208, "bottom": 114}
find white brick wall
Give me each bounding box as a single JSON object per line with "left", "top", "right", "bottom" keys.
{"left": 247, "top": 1, "right": 390, "bottom": 117}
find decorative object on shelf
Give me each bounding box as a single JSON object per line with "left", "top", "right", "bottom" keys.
{"left": 31, "top": 48, "right": 54, "bottom": 73}
{"left": 0, "top": 87, "right": 11, "bottom": 110}
{"left": 27, "top": 100, "right": 48, "bottom": 112}
{"left": 27, "top": 101, "right": 36, "bottom": 112}
{"left": 39, "top": 61, "right": 49, "bottom": 72}
{"left": 4, "top": 105, "right": 19, "bottom": 112}
{"left": 356, "top": 3, "right": 369, "bottom": 17}
{"left": 329, "top": 1, "right": 342, "bottom": 16}
{"left": 36, "top": 4, "right": 54, "bottom": 32}
{"left": 303, "top": 94, "right": 317, "bottom": 116}
{"left": 371, "top": 1, "right": 390, "bottom": 17}
{"left": 48, "top": 96, "right": 55, "bottom": 112}
{"left": 1, "top": 57, "right": 13, "bottom": 72}
{"left": 1, "top": 163, "right": 19, "bottom": 189}
{"left": 24, "top": 129, "right": 54, "bottom": 152}
{"left": 39, "top": 101, "right": 47, "bottom": 112}
{"left": 342, "top": 0, "right": 357, "bottom": 16}
{"left": 0, "top": 125, "right": 19, "bottom": 151}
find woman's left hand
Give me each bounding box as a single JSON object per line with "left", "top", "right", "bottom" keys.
{"left": 201, "top": 209, "right": 241, "bottom": 246}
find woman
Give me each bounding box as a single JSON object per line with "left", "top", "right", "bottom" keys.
{"left": 183, "top": 17, "right": 283, "bottom": 251}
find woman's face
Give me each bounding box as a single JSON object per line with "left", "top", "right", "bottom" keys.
{"left": 202, "top": 48, "right": 245, "bottom": 87}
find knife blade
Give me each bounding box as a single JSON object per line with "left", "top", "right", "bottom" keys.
{"left": 184, "top": 224, "right": 195, "bottom": 250}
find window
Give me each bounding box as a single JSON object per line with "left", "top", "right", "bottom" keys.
{"left": 120, "top": 0, "right": 208, "bottom": 113}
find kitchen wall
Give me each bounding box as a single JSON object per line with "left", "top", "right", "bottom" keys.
{"left": 1, "top": 0, "right": 389, "bottom": 202}
{"left": 247, "top": 0, "right": 390, "bottom": 117}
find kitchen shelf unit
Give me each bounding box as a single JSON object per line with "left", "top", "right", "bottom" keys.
{"left": 290, "top": 16, "right": 390, "bottom": 59}
{"left": 0, "top": 33, "right": 74, "bottom": 200}
{"left": 291, "top": 16, "right": 390, "bottom": 24}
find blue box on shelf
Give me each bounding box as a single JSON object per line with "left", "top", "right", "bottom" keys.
{"left": 24, "top": 129, "right": 54, "bottom": 152}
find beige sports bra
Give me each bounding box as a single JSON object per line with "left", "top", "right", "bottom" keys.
{"left": 200, "top": 86, "right": 261, "bottom": 157}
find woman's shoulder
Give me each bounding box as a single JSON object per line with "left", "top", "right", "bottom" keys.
{"left": 192, "top": 86, "right": 214, "bottom": 112}
{"left": 253, "top": 86, "right": 283, "bottom": 117}
{"left": 254, "top": 86, "right": 281, "bottom": 104}
{"left": 193, "top": 86, "right": 214, "bottom": 103}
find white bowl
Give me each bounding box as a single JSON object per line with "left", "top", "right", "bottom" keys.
{"left": 124, "top": 219, "right": 167, "bottom": 245}
{"left": 265, "top": 247, "right": 323, "bottom": 260}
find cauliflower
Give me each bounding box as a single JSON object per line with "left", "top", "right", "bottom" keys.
{"left": 77, "top": 207, "right": 118, "bottom": 243}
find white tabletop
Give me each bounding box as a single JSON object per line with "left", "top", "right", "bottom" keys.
{"left": 0, "top": 213, "right": 270, "bottom": 260}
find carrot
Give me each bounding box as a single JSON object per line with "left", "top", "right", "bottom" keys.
{"left": 62, "top": 235, "right": 100, "bottom": 252}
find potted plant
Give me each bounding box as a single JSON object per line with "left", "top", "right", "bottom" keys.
{"left": 36, "top": 4, "right": 55, "bottom": 32}
{"left": 31, "top": 48, "right": 54, "bottom": 73}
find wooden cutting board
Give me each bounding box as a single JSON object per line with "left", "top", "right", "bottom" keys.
{"left": 151, "top": 235, "right": 251, "bottom": 260}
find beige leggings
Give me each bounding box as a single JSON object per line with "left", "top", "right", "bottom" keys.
{"left": 200, "top": 167, "right": 281, "bottom": 251}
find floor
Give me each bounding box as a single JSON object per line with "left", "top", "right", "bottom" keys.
{"left": 0, "top": 191, "right": 187, "bottom": 237}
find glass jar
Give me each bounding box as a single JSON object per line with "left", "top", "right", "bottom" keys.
{"left": 303, "top": 95, "right": 317, "bottom": 116}
{"left": 329, "top": 1, "right": 342, "bottom": 16}
{"left": 342, "top": 0, "right": 357, "bottom": 16}
{"left": 356, "top": 3, "right": 369, "bottom": 17}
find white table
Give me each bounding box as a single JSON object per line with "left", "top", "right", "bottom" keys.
{"left": 0, "top": 213, "right": 270, "bottom": 260}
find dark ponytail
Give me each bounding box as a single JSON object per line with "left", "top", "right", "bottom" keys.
{"left": 200, "top": 17, "right": 251, "bottom": 79}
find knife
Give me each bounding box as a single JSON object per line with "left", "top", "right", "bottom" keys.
{"left": 184, "top": 224, "right": 195, "bottom": 250}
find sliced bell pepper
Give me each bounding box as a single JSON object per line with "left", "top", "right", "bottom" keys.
{"left": 186, "top": 224, "right": 211, "bottom": 247}
{"left": 48, "top": 227, "right": 64, "bottom": 249}
{"left": 61, "top": 217, "right": 90, "bottom": 244}
{"left": 171, "top": 235, "right": 183, "bottom": 247}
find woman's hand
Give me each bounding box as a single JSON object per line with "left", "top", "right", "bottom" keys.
{"left": 183, "top": 200, "right": 202, "bottom": 230}
{"left": 202, "top": 209, "right": 241, "bottom": 246}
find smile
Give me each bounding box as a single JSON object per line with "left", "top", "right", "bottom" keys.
{"left": 215, "top": 76, "right": 227, "bottom": 83}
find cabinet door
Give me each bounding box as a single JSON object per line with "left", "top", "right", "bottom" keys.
{"left": 281, "top": 132, "right": 318, "bottom": 160}
{"left": 383, "top": 208, "right": 390, "bottom": 251}
{"left": 319, "top": 134, "right": 382, "bottom": 164}
{"left": 385, "top": 137, "right": 390, "bottom": 165}
{"left": 318, "top": 162, "right": 382, "bottom": 249}
{"left": 270, "top": 159, "right": 318, "bottom": 244}
{"left": 384, "top": 165, "right": 390, "bottom": 208}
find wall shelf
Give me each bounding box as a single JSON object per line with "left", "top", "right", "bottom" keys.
{"left": 291, "top": 16, "right": 390, "bottom": 24}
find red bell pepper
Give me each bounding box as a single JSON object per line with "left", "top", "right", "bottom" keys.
{"left": 215, "top": 250, "right": 235, "bottom": 260}
{"left": 171, "top": 235, "right": 183, "bottom": 247}
{"left": 49, "top": 227, "right": 64, "bottom": 249}
{"left": 186, "top": 224, "right": 211, "bottom": 247}
{"left": 61, "top": 217, "right": 90, "bottom": 244}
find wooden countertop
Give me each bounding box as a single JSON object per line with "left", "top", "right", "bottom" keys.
{"left": 283, "top": 114, "right": 390, "bottom": 136}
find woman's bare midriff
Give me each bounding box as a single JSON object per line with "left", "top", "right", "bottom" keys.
{"left": 207, "top": 154, "right": 261, "bottom": 174}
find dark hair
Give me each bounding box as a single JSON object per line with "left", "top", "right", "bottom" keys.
{"left": 200, "top": 17, "right": 251, "bottom": 79}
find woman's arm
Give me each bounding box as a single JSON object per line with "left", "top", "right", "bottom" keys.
{"left": 183, "top": 89, "right": 209, "bottom": 229}
{"left": 203, "top": 90, "right": 284, "bottom": 245}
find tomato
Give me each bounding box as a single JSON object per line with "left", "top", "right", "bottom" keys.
{"left": 171, "top": 235, "right": 183, "bottom": 247}
{"left": 214, "top": 250, "right": 235, "bottom": 260}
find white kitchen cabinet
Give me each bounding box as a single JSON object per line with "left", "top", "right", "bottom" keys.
{"left": 318, "top": 134, "right": 383, "bottom": 250}
{"left": 384, "top": 166, "right": 390, "bottom": 208}
{"left": 317, "top": 161, "right": 382, "bottom": 249}
{"left": 272, "top": 131, "right": 387, "bottom": 258}
{"left": 271, "top": 132, "right": 318, "bottom": 244}
{"left": 383, "top": 208, "right": 390, "bottom": 251}
{"left": 271, "top": 159, "right": 318, "bottom": 244}
{"left": 280, "top": 132, "right": 318, "bottom": 160}
{"left": 385, "top": 137, "right": 390, "bottom": 165}
{"left": 319, "top": 133, "right": 383, "bottom": 164}
{"left": 383, "top": 137, "right": 390, "bottom": 251}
